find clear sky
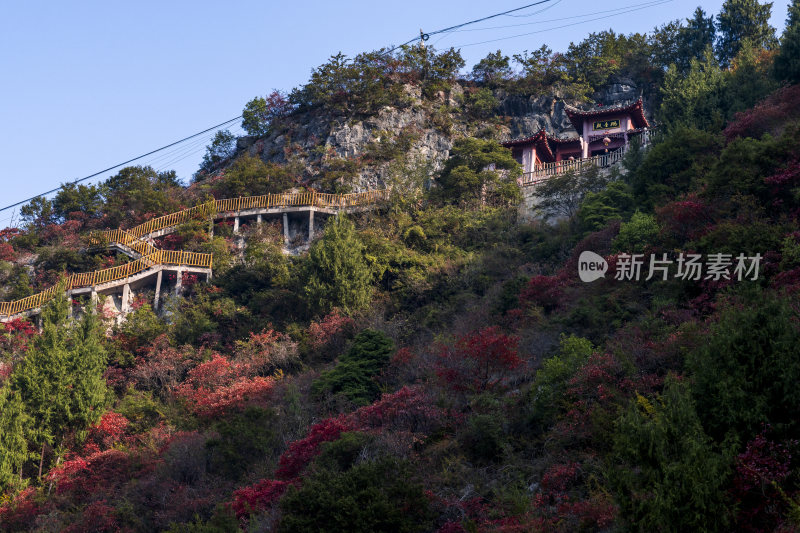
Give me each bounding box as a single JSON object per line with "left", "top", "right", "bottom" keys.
{"left": 0, "top": 0, "right": 790, "bottom": 226}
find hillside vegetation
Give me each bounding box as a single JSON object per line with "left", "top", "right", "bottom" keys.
{"left": 3, "top": 1, "right": 800, "bottom": 531}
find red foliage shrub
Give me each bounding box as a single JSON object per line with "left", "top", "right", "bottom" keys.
{"left": 0, "top": 487, "right": 46, "bottom": 531}
{"left": 0, "top": 318, "right": 37, "bottom": 357}
{"left": 558, "top": 221, "right": 621, "bottom": 279}
{"left": 437, "top": 522, "right": 467, "bottom": 533}
{"left": 353, "top": 385, "right": 460, "bottom": 434}
{"left": 517, "top": 274, "right": 566, "bottom": 313}
{"left": 48, "top": 449, "right": 131, "bottom": 498}
{"left": 731, "top": 430, "right": 795, "bottom": 532}
{"left": 436, "top": 326, "right": 522, "bottom": 393}
{"left": 84, "top": 411, "right": 130, "bottom": 454}
{"left": 64, "top": 500, "right": 119, "bottom": 533}
{"left": 181, "top": 272, "right": 198, "bottom": 288}
{"left": 724, "top": 85, "right": 800, "bottom": 142}
{"left": 234, "top": 329, "right": 298, "bottom": 375}
{"left": 530, "top": 462, "right": 618, "bottom": 531}
{"left": 656, "top": 195, "right": 712, "bottom": 243}
{"left": 765, "top": 159, "right": 800, "bottom": 213}
{"left": 275, "top": 415, "right": 354, "bottom": 479}
{"left": 554, "top": 352, "right": 629, "bottom": 443}
{"left": 230, "top": 478, "right": 294, "bottom": 520}
{"left": 307, "top": 308, "right": 356, "bottom": 354}
{"left": 0, "top": 227, "right": 20, "bottom": 242}
{"left": 131, "top": 334, "right": 191, "bottom": 394}
{"left": 175, "top": 353, "right": 278, "bottom": 417}
{"left": 0, "top": 242, "right": 14, "bottom": 261}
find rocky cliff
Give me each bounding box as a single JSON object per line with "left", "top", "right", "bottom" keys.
{"left": 234, "top": 78, "right": 644, "bottom": 192}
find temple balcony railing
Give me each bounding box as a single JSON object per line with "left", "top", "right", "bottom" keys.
{"left": 519, "top": 128, "right": 657, "bottom": 187}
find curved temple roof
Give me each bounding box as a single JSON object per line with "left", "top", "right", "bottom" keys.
{"left": 564, "top": 98, "right": 649, "bottom": 132}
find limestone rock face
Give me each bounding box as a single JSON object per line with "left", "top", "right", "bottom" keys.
{"left": 235, "top": 83, "right": 587, "bottom": 191}
{"left": 594, "top": 75, "right": 639, "bottom": 106}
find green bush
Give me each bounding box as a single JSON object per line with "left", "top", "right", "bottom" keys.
{"left": 434, "top": 138, "right": 521, "bottom": 207}
{"left": 206, "top": 407, "right": 278, "bottom": 480}
{"left": 315, "top": 431, "right": 374, "bottom": 471}
{"left": 578, "top": 181, "right": 635, "bottom": 234}
{"left": 311, "top": 329, "right": 394, "bottom": 406}
{"left": 613, "top": 211, "right": 660, "bottom": 253}
{"left": 279, "top": 458, "right": 432, "bottom": 533}
{"left": 610, "top": 375, "right": 732, "bottom": 532}
{"left": 528, "top": 334, "right": 593, "bottom": 432}
{"left": 459, "top": 413, "right": 506, "bottom": 463}
{"left": 304, "top": 216, "right": 373, "bottom": 315}
{"left": 687, "top": 287, "right": 800, "bottom": 442}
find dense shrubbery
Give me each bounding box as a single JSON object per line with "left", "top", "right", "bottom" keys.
{"left": 4, "top": 2, "right": 800, "bottom": 530}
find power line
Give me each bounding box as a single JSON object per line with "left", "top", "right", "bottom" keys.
{"left": 448, "top": 0, "right": 667, "bottom": 32}
{"left": 424, "top": 0, "right": 555, "bottom": 38}
{"left": 450, "top": 0, "right": 672, "bottom": 47}
{"left": 0, "top": 116, "right": 241, "bottom": 214}
{"left": 2, "top": 0, "right": 563, "bottom": 216}
{"left": 383, "top": 0, "right": 555, "bottom": 54}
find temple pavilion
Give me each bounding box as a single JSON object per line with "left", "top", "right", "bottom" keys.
{"left": 503, "top": 99, "right": 650, "bottom": 178}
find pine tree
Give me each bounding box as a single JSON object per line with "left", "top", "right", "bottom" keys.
{"left": 658, "top": 47, "right": 725, "bottom": 131}
{"left": 0, "top": 386, "right": 31, "bottom": 492}
{"left": 676, "top": 8, "right": 717, "bottom": 72}
{"left": 716, "top": 0, "right": 778, "bottom": 66}
{"left": 304, "top": 216, "right": 372, "bottom": 316}
{"left": 10, "top": 293, "right": 108, "bottom": 478}
{"left": 774, "top": 0, "right": 800, "bottom": 82}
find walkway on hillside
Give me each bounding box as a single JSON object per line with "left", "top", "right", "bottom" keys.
{"left": 0, "top": 190, "right": 389, "bottom": 322}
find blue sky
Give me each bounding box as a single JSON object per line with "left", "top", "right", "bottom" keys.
{"left": 0, "top": 0, "right": 790, "bottom": 226}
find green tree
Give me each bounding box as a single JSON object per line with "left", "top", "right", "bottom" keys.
{"left": 305, "top": 215, "right": 372, "bottom": 315}
{"left": 628, "top": 126, "right": 721, "bottom": 209}
{"left": 774, "top": 0, "right": 800, "bottom": 82}
{"left": 0, "top": 386, "right": 31, "bottom": 493}
{"left": 101, "top": 166, "right": 182, "bottom": 227}
{"left": 20, "top": 196, "right": 56, "bottom": 230}
{"left": 10, "top": 294, "right": 108, "bottom": 478}
{"left": 242, "top": 90, "right": 293, "bottom": 136}
{"left": 528, "top": 334, "right": 593, "bottom": 433}
{"left": 311, "top": 329, "right": 395, "bottom": 406}
{"left": 578, "top": 181, "right": 635, "bottom": 234}
{"left": 658, "top": 48, "right": 725, "bottom": 131}
{"left": 471, "top": 50, "right": 512, "bottom": 85}
{"left": 279, "top": 457, "right": 432, "bottom": 533}
{"left": 613, "top": 211, "right": 660, "bottom": 253}
{"left": 610, "top": 375, "right": 732, "bottom": 532}
{"left": 53, "top": 182, "right": 104, "bottom": 222}
{"left": 397, "top": 45, "right": 465, "bottom": 98}
{"left": 435, "top": 138, "right": 521, "bottom": 207}
{"left": 686, "top": 288, "right": 800, "bottom": 442}
{"left": 513, "top": 45, "right": 583, "bottom": 98}
{"left": 716, "top": 0, "right": 778, "bottom": 66}
{"left": 196, "top": 130, "right": 236, "bottom": 177}
{"left": 675, "top": 8, "right": 717, "bottom": 72}
{"left": 534, "top": 166, "right": 610, "bottom": 220}
{"left": 723, "top": 39, "right": 780, "bottom": 116}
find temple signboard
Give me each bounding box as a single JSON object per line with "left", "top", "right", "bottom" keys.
{"left": 592, "top": 119, "right": 620, "bottom": 130}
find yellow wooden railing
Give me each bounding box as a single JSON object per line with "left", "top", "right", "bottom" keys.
{"left": 88, "top": 229, "right": 159, "bottom": 256}
{"left": 0, "top": 250, "right": 212, "bottom": 318}
{"left": 126, "top": 189, "right": 389, "bottom": 240}
{"left": 1, "top": 190, "right": 388, "bottom": 319}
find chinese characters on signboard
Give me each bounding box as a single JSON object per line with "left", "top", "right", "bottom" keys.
{"left": 592, "top": 119, "right": 620, "bottom": 130}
